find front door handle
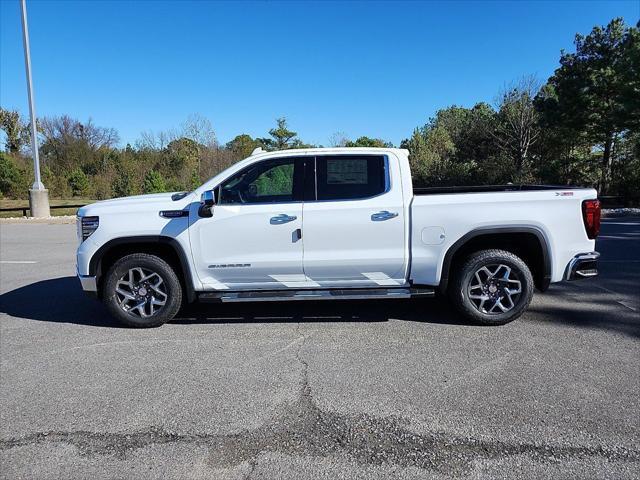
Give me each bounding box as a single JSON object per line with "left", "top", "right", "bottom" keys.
{"left": 270, "top": 214, "right": 297, "bottom": 225}
{"left": 371, "top": 210, "right": 398, "bottom": 222}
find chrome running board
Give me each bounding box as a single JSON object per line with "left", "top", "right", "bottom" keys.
{"left": 198, "top": 287, "right": 435, "bottom": 303}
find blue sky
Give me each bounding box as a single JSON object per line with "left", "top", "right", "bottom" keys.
{"left": 1, "top": 1, "right": 638, "bottom": 147}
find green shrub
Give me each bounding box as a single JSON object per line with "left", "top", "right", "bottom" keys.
{"left": 0, "top": 152, "right": 27, "bottom": 198}
{"left": 143, "top": 170, "right": 167, "bottom": 194}
{"left": 90, "top": 175, "right": 113, "bottom": 200}
{"left": 190, "top": 168, "right": 201, "bottom": 190}
{"left": 67, "top": 168, "right": 89, "bottom": 197}
{"left": 164, "top": 177, "right": 183, "bottom": 193}
{"left": 112, "top": 171, "right": 134, "bottom": 198}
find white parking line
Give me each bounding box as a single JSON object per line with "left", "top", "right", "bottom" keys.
{"left": 0, "top": 261, "right": 38, "bottom": 264}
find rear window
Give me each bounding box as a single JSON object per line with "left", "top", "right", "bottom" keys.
{"left": 316, "top": 155, "right": 386, "bottom": 201}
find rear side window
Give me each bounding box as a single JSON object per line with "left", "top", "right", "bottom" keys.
{"left": 315, "top": 155, "right": 386, "bottom": 201}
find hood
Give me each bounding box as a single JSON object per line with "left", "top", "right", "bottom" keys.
{"left": 77, "top": 191, "right": 196, "bottom": 216}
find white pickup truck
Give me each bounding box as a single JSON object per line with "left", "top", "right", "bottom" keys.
{"left": 76, "top": 147, "right": 601, "bottom": 327}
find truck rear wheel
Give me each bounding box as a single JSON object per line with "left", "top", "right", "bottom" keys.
{"left": 103, "top": 253, "right": 182, "bottom": 327}
{"left": 450, "top": 249, "right": 534, "bottom": 325}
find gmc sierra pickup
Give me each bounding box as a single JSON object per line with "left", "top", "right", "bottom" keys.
{"left": 76, "top": 147, "right": 601, "bottom": 327}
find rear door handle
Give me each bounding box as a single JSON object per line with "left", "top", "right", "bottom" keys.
{"left": 270, "top": 214, "right": 297, "bottom": 225}
{"left": 371, "top": 210, "right": 398, "bottom": 221}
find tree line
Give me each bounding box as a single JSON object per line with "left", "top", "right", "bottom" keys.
{"left": 1, "top": 18, "right": 638, "bottom": 204}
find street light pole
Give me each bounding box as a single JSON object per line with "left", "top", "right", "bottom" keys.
{"left": 20, "top": 0, "right": 50, "bottom": 217}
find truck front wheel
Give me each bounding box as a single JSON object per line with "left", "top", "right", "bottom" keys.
{"left": 103, "top": 253, "right": 182, "bottom": 327}
{"left": 450, "top": 249, "right": 534, "bottom": 325}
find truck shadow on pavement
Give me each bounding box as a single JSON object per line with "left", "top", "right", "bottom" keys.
{"left": 0, "top": 276, "right": 469, "bottom": 328}
{"left": 1, "top": 276, "right": 638, "bottom": 338}
{"left": 0, "top": 277, "right": 114, "bottom": 328}
{"left": 173, "top": 296, "right": 466, "bottom": 326}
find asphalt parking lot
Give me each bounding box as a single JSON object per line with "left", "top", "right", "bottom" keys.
{"left": 1, "top": 217, "right": 638, "bottom": 479}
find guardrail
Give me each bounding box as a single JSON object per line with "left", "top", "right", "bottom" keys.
{"left": 0, "top": 204, "right": 85, "bottom": 217}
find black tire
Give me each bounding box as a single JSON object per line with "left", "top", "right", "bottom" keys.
{"left": 103, "top": 253, "right": 182, "bottom": 327}
{"left": 450, "top": 249, "right": 534, "bottom": 326}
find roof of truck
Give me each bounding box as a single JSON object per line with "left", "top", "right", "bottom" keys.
{"left": 250, "top": 146, "right": 409, "bottom": 157}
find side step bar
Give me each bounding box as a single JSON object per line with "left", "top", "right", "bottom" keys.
{"left": 198, "top": 287, "right": 435, "bottom": 303}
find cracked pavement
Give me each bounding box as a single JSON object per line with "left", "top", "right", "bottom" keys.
{"left": 1, "top": 218, "right": 639, "bottom": 479}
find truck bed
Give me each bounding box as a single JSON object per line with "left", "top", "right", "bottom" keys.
{"left": 408, "top": 185, "right": 598, "bottom": 287}
{"left": 413, "top": 184, "right": 588, "bottom": 195}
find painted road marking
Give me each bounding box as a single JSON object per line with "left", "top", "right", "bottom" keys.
{"left": 0, "top": 261, "right": 38, "bottom": 264}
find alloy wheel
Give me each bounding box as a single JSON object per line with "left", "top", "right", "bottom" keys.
{"left": 115, "top": 267, "right": 168, "bottom": 318}
{"left": 467, "top": 263, "right": 522, "bottom": 314}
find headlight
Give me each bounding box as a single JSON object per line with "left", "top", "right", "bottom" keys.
{"left": 81, "top": 216, "right": 99, "bottom": 241}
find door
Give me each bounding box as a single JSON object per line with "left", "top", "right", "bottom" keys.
{"left": 190, "top": 157, "right": 306, "bottom": 290}
{"left": 302, "top": 154, "right": 407, "bottom": 287}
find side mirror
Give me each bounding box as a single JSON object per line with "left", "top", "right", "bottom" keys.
{"left": 199, "top": 190, "right": 216, "bottom": 217}
{"left": 201, "top": 190, "right": 215, "bottom": 207}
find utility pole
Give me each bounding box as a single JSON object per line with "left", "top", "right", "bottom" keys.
{"left": 20, "top": 0, "right": 50, "bottom": 217}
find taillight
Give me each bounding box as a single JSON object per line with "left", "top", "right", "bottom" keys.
{"left": 582, "top": 199, "right": 601, "bottom": 239}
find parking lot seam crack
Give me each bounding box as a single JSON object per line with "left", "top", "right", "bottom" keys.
{"left": 2, "top": 422, "right": 638, "bottom": 475}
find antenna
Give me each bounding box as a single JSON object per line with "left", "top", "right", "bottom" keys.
{"left": 251, "top": 147, "right": 264, "bottom": 156}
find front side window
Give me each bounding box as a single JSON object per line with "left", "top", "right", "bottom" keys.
{"left": 316, "top": 155, "right": 386, "bottom": 201}
{"left": 219, "top": 158, "right": 299, "bottom": 205}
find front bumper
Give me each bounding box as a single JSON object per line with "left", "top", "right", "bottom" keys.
{"left": 565, "top": 252, "right": 600, "bottom": 281}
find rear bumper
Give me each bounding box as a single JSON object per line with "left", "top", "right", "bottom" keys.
{"left": 565, "top": 252, "right": 600, "bottom": 281}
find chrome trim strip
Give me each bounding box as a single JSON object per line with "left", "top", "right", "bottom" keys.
{"left": 199, "top": 287, "right": 435, "bottom": 303}
{"left": 565, "top": 252, "right": 600, "bottom": 281}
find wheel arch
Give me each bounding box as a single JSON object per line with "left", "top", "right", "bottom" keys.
{"left": 89, "top": 236, "right": 196, "bottom": 303}
{"left": 439, "top": 227, "right": 551, "bottom": 294}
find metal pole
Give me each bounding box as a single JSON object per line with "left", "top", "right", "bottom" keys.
{"left": 20, "top": 0, "right": 49, "bottom": 217}
{"left": 20, "top": 0, "right": 44, "bottom": 190}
